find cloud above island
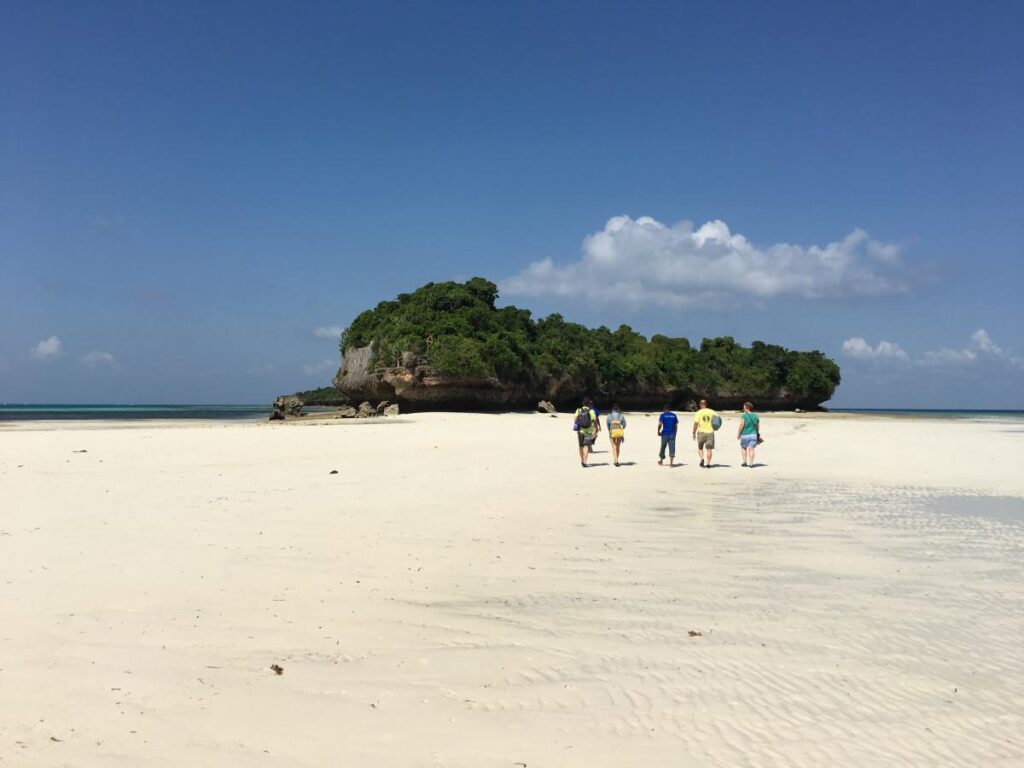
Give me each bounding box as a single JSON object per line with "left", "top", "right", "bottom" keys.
{"left": 842, "top": 337, "right": 910, "bottom": 362}
{"left": 81, "top": 350, "right": 115, "bottom": 367}
{"left": 30, "top": 335, "right": 62, "bottom": 360}
{"left": 843, "top": 329, "right": 1022, "bottom": 370}
{"left": 502, "top": 215, "right": 908, "bottom": 308}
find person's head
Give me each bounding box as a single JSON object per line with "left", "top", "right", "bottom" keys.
{"left": 583, "top": 397, "right": 593, "bottom": 407}
{"left": 662, "top": 403, "right": 671, "bottom": 412}
{"left": 613, "top": 402, "right": 621, "bottom": 412}
{"left": 699, "top": 399, "right": 708, "bottom": 409}
{"left": 743, "top": 401, "right": 754, "bottom": 412}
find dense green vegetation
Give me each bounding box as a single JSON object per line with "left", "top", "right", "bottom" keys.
{"left": 340, "top": 278, "right": 840, "bottom": 404}
{"left": 295, "top": 386, "right": 346, "bottom": 404}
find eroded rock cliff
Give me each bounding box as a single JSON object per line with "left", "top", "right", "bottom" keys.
{"left": 333, "top": 343, "right": 831, "bottom": 412}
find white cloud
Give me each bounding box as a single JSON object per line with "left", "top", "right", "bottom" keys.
{"left": 971, "top": 329, "right": 1001, "bottom": 355}
{"left": 920, "top": 328, "right": 1024, "bottom": 368}
{"left": 314, "top": 326, "right": 344, "bottom": 339}
{"left": 303, "top": 359, "right": 336, "bottom": 376}
{"left": 920, "top": 347, "right": 978, "bottom": 366}
{"left": 842, "top": 337, "right": 909, "bottom": 362}
{"left": 503, "top": 215, "right": 907, "bottom": 307}
{"left": 81, "top": 351, "right": 115, "bottom": 367}
{"left": 847, "top": 329, "right": 1021, "bottom": 370}
{"left": 30, "top": 335, "right": 62, "bottom": 360}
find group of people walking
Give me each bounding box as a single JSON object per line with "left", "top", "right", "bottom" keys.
{"left": 573, "top": 399, "right": 762, "bottom": 469}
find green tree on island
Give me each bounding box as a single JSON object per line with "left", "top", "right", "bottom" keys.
{"left": 302, "top": 278, "right": 840, "bottom": 409}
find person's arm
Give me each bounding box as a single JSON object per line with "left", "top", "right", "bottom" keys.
{"left": 657, "top": 416, "right": 663, "bottom": 436}
{"left": 692, "top": 416, "right": 698, "bottom": 438}
{"left": 737, "top": 414, "right": 743, "bottom": 440}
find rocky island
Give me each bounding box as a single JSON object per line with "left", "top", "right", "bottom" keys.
{"left": 286, "top": 277, "right": 840, "bottom": 414}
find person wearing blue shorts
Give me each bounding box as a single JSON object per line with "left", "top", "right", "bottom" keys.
{"left": 657, "top": 404, "right": 678, "bottom": 467}
{"left": 737, "top": 401, "right": 761, "bottom": 467}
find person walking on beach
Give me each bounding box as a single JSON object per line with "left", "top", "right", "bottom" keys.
{"left": 693, "top": 398, "right": 717, "bottom": 468}
{"left": 589, "top": 404, "right": 602, "bottom": 453}
{"left": 574, "top": 397, "right": 600, "bottom": 467}
{"left": 606, "top": 403, "right": 627, "bottom": 466}
{"left": 657, "top": 404, "right": 678, "bottom": 466}
{"left": 737, "top": 401, "right": 761, "bottom": 467}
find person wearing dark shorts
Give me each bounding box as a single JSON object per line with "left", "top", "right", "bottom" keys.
{"left": 657, "top": 404, "right": 678, "bottom": 466}
{"left": 573, "top": 398, "right": 600, "bottom": 467}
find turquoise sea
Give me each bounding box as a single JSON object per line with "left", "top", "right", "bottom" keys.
{"left": 0, "top": 404, "right": 271, "bottom": 421}
{"left": 832, "top": 409, "right": 1024, "bottom": 422}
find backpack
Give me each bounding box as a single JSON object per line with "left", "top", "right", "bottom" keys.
{"left": 711, "top": 415, "right": 722, "bottom": 431}
{"left": 575, "top": 408, "right": 592, "bottom": 430}
{"left": 609, "top": 415, "right": 625, "bottom": 439}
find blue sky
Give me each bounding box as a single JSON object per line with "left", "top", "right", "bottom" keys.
{"left": 2, "top": 1, "right": 1022, "bottom": 407}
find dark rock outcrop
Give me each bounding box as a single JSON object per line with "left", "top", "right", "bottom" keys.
{"left": 270, "top": 394, "right": 304, "bottom": 420}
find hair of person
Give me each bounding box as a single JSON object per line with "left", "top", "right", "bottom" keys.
{"left": 613, "top": 402, "right": 621, "bottom": 411}
{"left": 662, "top": 403, "right": 670, "bottom": 410}
{"left": 583, "top": 397, "right": 592, "bottom": 406}
{"left": 744, "top": 401, "right": 754, "bottom": 411}
{"left": 699, "top": 399, "right": 707, "bottom": 405}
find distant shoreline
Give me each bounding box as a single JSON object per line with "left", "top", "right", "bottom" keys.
{"left": 2, "top": 405, "right": 1022, "bottom": 431}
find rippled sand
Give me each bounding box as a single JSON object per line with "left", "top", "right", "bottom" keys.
{"left": 1, "top": 413, "right": 1021, "bottom": 766}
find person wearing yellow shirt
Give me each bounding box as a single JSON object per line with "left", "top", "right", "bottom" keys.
{"left": 692, "top": 398, "right": 717, "bottom": 468}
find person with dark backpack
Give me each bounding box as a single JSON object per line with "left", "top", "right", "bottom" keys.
{"left": 573, "top": 397, "right": 600, "bottom": 467}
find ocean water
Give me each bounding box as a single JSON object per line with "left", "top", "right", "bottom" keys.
{"left": 1, "top": 405, "right": 1021, "bottom": 423}
{"left": 0, "top": 404, "right": 271, "bottom": 422}
{"left": 832, "top": 409, "right": 1024, "bottom": 422}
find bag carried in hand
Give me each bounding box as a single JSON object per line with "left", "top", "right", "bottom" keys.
{"left": 756, "top": 432, "right": 764, "bottom": 445}
{"left": 711, "top": 414, "right": 722, "bottom": 431}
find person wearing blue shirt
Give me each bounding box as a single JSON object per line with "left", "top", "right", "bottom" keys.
{"left": 657, "top": 404, "right": 679, "bottom": 467}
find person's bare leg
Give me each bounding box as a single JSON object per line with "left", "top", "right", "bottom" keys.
{"left": 612, "top": 439, "right": 620, "bottom": 465}
{"left": 748, "top": 445, "right": 756, "bottom": 467}
{"left": 706, "top": 448, "right": 713, "bottom": 468}
{"left": 579, "top": 445, "right": 587, "bottom": 466}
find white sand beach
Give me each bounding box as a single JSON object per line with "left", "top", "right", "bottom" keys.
{"left": 1, "top": 412, "right": 1022, "bottom": 766}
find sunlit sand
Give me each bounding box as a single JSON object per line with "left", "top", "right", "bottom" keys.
{"left": 2, "top": 413, "right": 1021, "bottom": 766}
